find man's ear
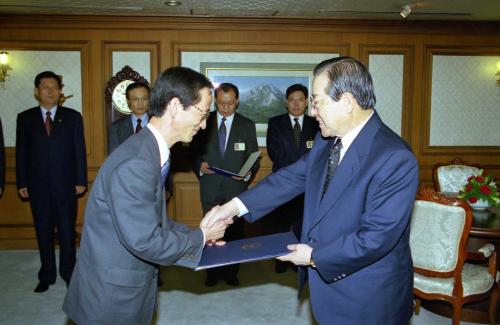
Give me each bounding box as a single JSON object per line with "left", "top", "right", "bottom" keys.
{"left": 165, "top": 97, "right": 181, "bottom": 118}
{"left": 341, "top": 93, "right": 355, "bottom": 114}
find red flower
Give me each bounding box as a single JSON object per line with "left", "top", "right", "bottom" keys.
{"left": 476, "top": 176, "right": 484, "bottom": 183}
{"left": 467, "top": 176, "right": 474, "bottom": 182}
{"left": 468, "top": 197, "right": 478, "bottom": 203}
{"left": 480, "top": 185, "right": 491, "bottom": 195}
{"left": 465, "top": 185, "right": 473, "bottom": 192}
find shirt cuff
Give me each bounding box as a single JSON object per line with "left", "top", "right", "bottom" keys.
{"left": 232, "top": 197, "right": 249, "bottom": 217}
{"left": 200, "top": 228, "right": 206, "bottom": 244}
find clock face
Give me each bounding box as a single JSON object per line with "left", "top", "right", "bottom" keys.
{"left": 112, "top": 80, "right": 134, "bottom": 114}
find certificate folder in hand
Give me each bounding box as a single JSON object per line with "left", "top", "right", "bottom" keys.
{"left": 208, "top": 150, "right": 261, "bottom": 178}
{"left": 195, "top": 231, "right": 298, "bottom": 271}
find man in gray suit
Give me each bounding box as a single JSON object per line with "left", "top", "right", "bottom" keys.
{"left": 108, "top": 81, "right": 150, "bottom": 153}
{"left": 191, "top": 83, "right": 259, "bottom": 286}
{"left": 63, "top": 67, "right": 229, "bottom": 324}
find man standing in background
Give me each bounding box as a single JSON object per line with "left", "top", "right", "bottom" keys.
{"left": 16, "top": 71, "right": 87, "bottom": 293}
{"left": 266, "top": 83, "right": 319, "bottom": 273}
{"left": 191, "top": 83, "right": 259, "bottom": 287}
{"left": 108, "top": 81, "right": 150, "bottom": 153}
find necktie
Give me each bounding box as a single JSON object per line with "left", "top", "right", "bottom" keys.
{"left": 293, "top": 117, "right": 301, "bottom": 147}
{"left": 322, "top": 138, "right": 343, "bottom": 197}
{"left": 218, "top": 117, "right": 227, "bottom": 155}
{"left": 45, "top": 111, "right": 52, "bottom": 136}
{"left": 135, "top": 119, "right": 142, "bottom": 134}
{"left": 161, "top": 158, "right": 171, "bottom": 186}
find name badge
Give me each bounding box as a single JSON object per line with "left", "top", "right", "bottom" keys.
{"left": 234, "top": 143, "right": 246, "bottom": 151}
{"left": 306, "top": 140, "right": 314, "bottom": 149}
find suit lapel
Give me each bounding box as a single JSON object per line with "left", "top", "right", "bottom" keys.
{"left": 51, "top": 106, "right": 64, "bottom": 137}
{"left": 280, "top": 115, "right": 296, "bottom": 150}
{"left": 308, "top": 112, "right": 382, "bottom": 230}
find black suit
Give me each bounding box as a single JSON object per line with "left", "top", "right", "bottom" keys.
{"left": 266, "top": 113, "right": 319, "bottom": 237}
{"left": 192, "top": 111, "right": 259, "bottom": 280}
{"left": 108, "top": 115, "right": 134, "bottom": 154}
{"left": 0, "top": 117, "right": 5, "bottom": 195}
{"left": 16, "top": 106, "right": 87, "bottom": 285}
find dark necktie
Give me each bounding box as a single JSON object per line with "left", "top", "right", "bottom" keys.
{"left": 322, "top": 138, "right": 343, "bottom": 197}
{"left": 45, "top": 111, "right": 52, "bottom": 136}
{"left": 161, "top": 158, "right": 171, "bottom": 186}
{"left": 135, "top": 118, "right": 142, "bottom": 134}
{"left": 293, "top": 117, "right": 301, "bottom": 147}
{"left": 218, "top": 117, "right": 227, "bottom": 155}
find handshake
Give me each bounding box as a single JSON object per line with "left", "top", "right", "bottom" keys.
{"left": 198, "top": 200, "right": 240, "bottom": 244}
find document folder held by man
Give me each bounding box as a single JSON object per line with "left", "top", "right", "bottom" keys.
{"left": 208, "top": 150, "right": 261, "bottom": 178}
{"left": 196, "top": 231, "right": 298, "bottom": 270}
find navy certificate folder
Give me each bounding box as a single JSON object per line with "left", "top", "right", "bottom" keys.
{"left": 208, "top": 150, "right": 261, "bottom": 178}
{"left": 195, "top": 231, "right": 298, "bottom": 271}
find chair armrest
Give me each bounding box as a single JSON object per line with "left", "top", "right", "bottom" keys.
{"left": 466, "top": 243, "right": 495, "bottom": 261}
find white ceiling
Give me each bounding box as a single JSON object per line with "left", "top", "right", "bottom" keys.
{"left": 1, "top": 0, "right": 500, "bottom": 21}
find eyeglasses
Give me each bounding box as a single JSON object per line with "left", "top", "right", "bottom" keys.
{"left": 191, "top": 104, "right": 211, "bottom": 120}
{"left": 309, "top": 97, "right": 330, "bottom": 110}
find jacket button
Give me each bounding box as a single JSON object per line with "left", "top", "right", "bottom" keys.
{"left": 308, "top": 237, "right": 315, "bottom": 243}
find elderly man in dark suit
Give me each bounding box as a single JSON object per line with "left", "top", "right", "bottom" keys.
{"left": 191, "top": 82, "right": 259, "bottom": 287}
{"left": 266, "top": 83, "right": 319, "bottom": 273}
{"left": 203, "top": 57, "right": 419, "bottom": 324}
{"left": 63, "top": 67, "right": 228, "bottom": 325}
{"left": 108, "top": 81, "right": 150, "bottom": 153}
{"left": 16, "top": 71, "right": 87, "bottom": 293}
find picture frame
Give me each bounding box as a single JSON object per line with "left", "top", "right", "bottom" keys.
{"left": 200, "top": 62, "right": 315, "bottom": 146}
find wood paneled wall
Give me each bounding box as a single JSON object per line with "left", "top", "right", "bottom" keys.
{"left": 0, "top": 15, "right": 499, "bottom": 248}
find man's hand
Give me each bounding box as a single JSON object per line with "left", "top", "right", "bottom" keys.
{"left": 200, "top": 162, "right": 214, "bottom": 175}
{"left": 201, "top": 220, "right": 231, "bottom": 243}
{"left": 75, "top": 185, "right": 86, "bottom": 195}
{"left": 277, "top": 244, "right": 313, "bottom": 266}
{"left": 201, "top": 200, "right": 239, "bottom": 228}
{"left": 18, "top": 187, "right": 29, "bottom": 199}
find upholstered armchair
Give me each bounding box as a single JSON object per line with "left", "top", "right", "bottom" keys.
{"left": 433, "top": 158, "right": 482, "bottom": 193}
{"left": 410, "top": 187, "right": 497, "bottom": 325}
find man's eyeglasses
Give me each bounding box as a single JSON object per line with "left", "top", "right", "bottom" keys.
{"left": 309, "top": 97, "right": 330, "bottom": 110}
{"left": 191, "top": 104, "right": 210, "bottom": 120}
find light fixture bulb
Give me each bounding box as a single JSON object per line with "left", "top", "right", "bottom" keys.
{"left": 165, "top": 0, "right": 182, "bottom": 6}
{"left": 0, "top": 51, "right": 8, "bottom": 65}
{"left": 400, "top": 5, "right": 412, "bottom": 19}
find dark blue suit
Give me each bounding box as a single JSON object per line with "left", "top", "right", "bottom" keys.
{"left": 16, "top": 106, "right": 87, "bottom": 284}
{"left": 239, "top": 112, "right": 419, "bottom": 324}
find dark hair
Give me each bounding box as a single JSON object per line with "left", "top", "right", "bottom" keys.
{"left": 313, "top": 57, "right": 376, "bottom": 110}
{"left": 215, "top": 83, "right": 239, "bottom": 99}
{"left": 125, "top": 82, "right": 150, "bottom": 99}
{"left": 286, "top": 83, "right": 308, "bottom": 99}
{"left": 149, "top": 67, "right": 213, "bottom": 117}
{"left": 34, "top": 71, "right": 62, "bottom": 89}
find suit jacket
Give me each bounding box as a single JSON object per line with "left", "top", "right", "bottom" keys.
{"left": 239, "top": 112, "right": 419, "bottom": 324}
{"left": 192, "top": 112, "right": 259, "bottom": 210}
{"left": 267, "top": 113, "right": 319, "bottom": 172}
{"left": 108, "top": 115, "right": 134, "bottom": 153}
{"left": 63, "top": 128, "right": 204, "bottom": 325}
{"left": 0, "top": 117, "right": 5, "bottom": 191}
{"left": 16, "top": 106, "right": 87, "bottom": 195}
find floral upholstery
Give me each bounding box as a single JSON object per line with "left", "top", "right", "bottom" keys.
{"left": 436, "top": 165, "right": 481, "bottom": 193}
{"left": 410, "top": 201, "right": 465, "bottom": 272}
{"left": 414, "top": 263, "right": 495, "bottom": 297}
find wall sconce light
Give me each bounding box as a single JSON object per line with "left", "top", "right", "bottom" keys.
{"left": 495, "top": 62, "right": 500, "bottom": 83}
{"left": 0, "top": 51, "right": 12, "bottom": 82}
{"left": 400, "top": 5, "right": 412, "bottom": 19}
